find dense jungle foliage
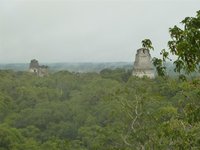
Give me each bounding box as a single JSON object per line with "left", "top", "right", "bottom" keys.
{"left": 0, "top": 69, "right": 200, "bottom": 150}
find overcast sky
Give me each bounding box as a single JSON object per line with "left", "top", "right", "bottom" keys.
{"left": 0, "top": 0, "right": 199, "bottom": 63}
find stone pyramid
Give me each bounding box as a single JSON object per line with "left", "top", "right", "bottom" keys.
{"left": 132, "top": 48, "right": 155, "bottom": 78}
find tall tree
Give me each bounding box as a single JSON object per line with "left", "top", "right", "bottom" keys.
{"left": 144, "top": 10, "right": 200, "bottom": 78}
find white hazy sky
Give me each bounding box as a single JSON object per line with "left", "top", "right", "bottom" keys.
{"left": 0, "top": 0, "right": 199, "bottom": 63}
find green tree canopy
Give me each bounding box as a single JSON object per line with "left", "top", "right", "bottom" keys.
{"left": 144, "top": 10, "right": 200, "bottom": 78}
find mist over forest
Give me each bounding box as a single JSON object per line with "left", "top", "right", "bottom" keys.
{"left": 0, "top": 62, "right": 132, "bottom": 72}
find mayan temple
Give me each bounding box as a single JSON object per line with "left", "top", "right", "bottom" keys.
{"left": 132, "top": 48, "right": 155, "bottom": 78}
{"left": 29, "top": 59, "right": 49, "bottom": 77}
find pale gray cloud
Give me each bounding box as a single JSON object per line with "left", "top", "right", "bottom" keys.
{"left": 0, "top": 0, "right": 199, "bottom": 63}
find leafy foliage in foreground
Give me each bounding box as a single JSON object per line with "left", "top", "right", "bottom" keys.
{"left": 143, "top": 10, "right": 200, "bottom": 79}
{"left": 0, "top": 70, "right": 200, "bottom": 149}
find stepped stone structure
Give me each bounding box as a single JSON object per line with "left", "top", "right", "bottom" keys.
{"left": 132, "top": 48, "right": 155, "bottom": 79}
{"left": 29, "top": 59, "right": 48, "bottom": 77}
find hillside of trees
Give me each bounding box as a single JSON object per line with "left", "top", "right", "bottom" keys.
{"left": 0, "top": 62, "right": 132, "bottom": 73}
{"left": 0, "top": 69, "right": 200, "bottom": 149}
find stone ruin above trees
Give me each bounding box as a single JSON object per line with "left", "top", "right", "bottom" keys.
{"left": 132, "top": 48, "right": 155, "bottom": 79}
{"left": 29, "top": 59, "right": 49, "bottom": 77}
{"left": 28, "top": 48, "right": 155, "bottom": 78}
